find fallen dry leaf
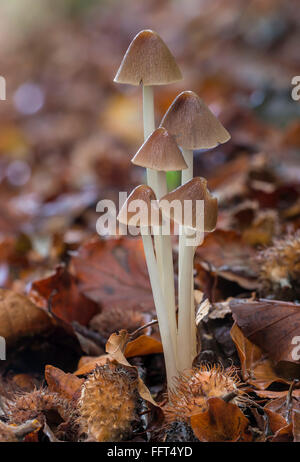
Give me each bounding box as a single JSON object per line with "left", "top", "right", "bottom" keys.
{"left": 255, "top": 389, "right": 300, "bottom": 399}
{"left": 292, "top": 410, "right": 300, "bottom": 442}
{"left": 106, "top": 330, "right": 159, "bottom": 407}
{"left": 74, "top": 354, "right": 113, "bottom": 376}
{"left": 270, "top": 423, "right": 293, "bottom": 442}
{"left": 70, "top": 237, "right": 154, "bottom": 312}
{"left": 230, "top": 323, "right": 292, "bottom": 390}
{"left": 12, "top": 374, "right": 37, "bottom": 392}
{"left": 195, "top": 230, "right": 258, "bottom": 290}
{"left": 264, "top": 395, "right": 300, "bottom": 441}
{"left": 264, "top": 408, "right": 291, "bottom": 435}
{"left": 45, "top": 365, "right": 84, "bottom": 401}
{"left": 29, "top": 265, "right": 99, "bottom": 326}
{"left": 124, "top": 335, "right": 163, "bottom": 358}
{"left": 190, "top": 397, "right": 252, "bottom": 442}
{"left": 0, "top": 289, "right": 52, "bottom": 346}
{"left": 230, "top": 298, "right": 300, "bottom": 364}
{"left": 74, "top": 335, "right": 163, "bottom": 374}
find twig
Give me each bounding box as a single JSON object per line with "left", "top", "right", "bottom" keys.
{"left": 129, "top": 319, "right": 158, "bottom": 339}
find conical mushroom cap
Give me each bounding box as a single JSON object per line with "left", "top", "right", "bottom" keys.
{"left": 159, "top": 177, "right": 218, "bottom": 231}
{"left": 114, "top": 30, "right": 182, "bottom": 86}
{"left": 160, "top": 91, "right": 230, "bottom": 149}
{"left": 117, "top": 185, "right": 159, "bottom": 228}
{"left": 132, "top": 127, "right": 188, "bottom": 171}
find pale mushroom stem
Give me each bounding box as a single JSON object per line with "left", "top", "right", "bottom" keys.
{"left": 141, "top": 231, "right": 178, "bottom": 388}
{"left": 181, "top": 149, "right": 193, "bottom": 184}
{"left": 156, "top": 171, "right": 177, "bottom": 358}
{"left": 177, "top": 242, "right": 194, "bottom": 371}
{"left": 142, "top": 85, "right": 155, "bottom": 138}
{"left": 143, "top": 85, "right": 164, "bottom": 292}
{"left": 143, "top": 86, "right": 177, "bottom": 362}
{"left": 178, "top": 148, "right": 197, "bottom": 370}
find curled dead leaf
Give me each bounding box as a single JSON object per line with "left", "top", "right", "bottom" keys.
{"left": 73, "top": 334, "right": 162, "bottom": 375}
{"left": 45, "top": 365, "right": 84, "bottom": 401}
{"left": 70, "top": 237, "right": 154, "bottom": 312}
{"left": 190, "top": 397, "right": 252, "bottom": 442}
{"left": 124, "top": 335, "right": 163, "bottom": 358}
{"left": 195, "top": 230, "right": 258, "bottom": 290}
{"left": 0, "top": 289, "right": 52, "bottom": 346}
{"left": 230, "top": 323, "right": 293, "bottom": 390}
{"left": 292, "top": 410, "right": 300, "bottom": 442}
{"left": 29, "top": 265, "right": 99, "bottom": 326}
{"left": 106, "top": 331, "right": 159, "bottom": 407}
{"left": 74, "top": 354, "right": 112, "bottom": 376}
{"left": 230, "top": 298, "right": 300, "bottom": 364}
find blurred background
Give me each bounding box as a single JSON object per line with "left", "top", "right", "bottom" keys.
{"left": 0, "top": 0, "right": 299, "bottom": 287}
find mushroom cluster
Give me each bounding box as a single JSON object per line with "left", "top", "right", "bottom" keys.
{"left": 114, "top": 30, "right": 230, "bottom": 390}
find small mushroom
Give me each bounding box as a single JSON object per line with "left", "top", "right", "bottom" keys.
{"left": 115, "top": 31, "right": 182, "bottom": 315}
{"left": 132, "top": 127, "right": 187, "bottom": 356}
{"left": 132, "top": 127, "right": 187, "bottom": 177}
{"left": 161, "top": 91, "right": 228, "bottom": 362}
{"left": 160, "top": 90, "right": 230, "bottom": 182}
{"left": 160, "top": 177, "right": 218, "bottom": 233}
{"left": 117, "top": 185, "right": 178, "bottom": 388}
{"left": 118, "top": 184, "right": 159, "bottom": 229}
{"left": 159, "top": 178, "right": 218, "bottom": 371}
{"left": 114, "top": 30, "right": 182, "bottom": 184}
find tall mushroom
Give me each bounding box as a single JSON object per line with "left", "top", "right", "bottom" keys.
{"left": 114, "top": 31, "right": 182, "bottom": 295}
{"left": 160, "top": 90, "right": 230, "bottom": 359}
{"left": 117, "top": 184, "right": 178, "bottom": 388}
{"left": 114, "top": 29, "right": 182, "bottom": 190}
{"left": 132, "top": 127, "right": 187, "bottom": 356}
{"left": 159, "top": 177, "right": 218, "bottom": 371}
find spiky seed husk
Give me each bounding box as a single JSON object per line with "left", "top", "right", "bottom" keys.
{"left": 258, "top": 232, "right": 300, "bottom": 300}
{"left": 164, "top": 363, "right": 241, "bottom": 424}
{"left": 78, "top": 361, "right": 141, "bottom": 442}
{"left": 4, "top": 389, "right": 77, "bottom": 441}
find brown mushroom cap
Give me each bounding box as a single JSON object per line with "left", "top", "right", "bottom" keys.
{"left": 131, "top": 127, "right": 188, "bottom": 171}
{"left": 160, "top": 91, "right": 230, "bottom": 149}
{"left": 159, "top": 177, "right": 218, "bottom": 231}
{"left": 114, "top": 30, "right": 182, "bottom": 86}
{"left": 117, "top": 184, "right": 159, "bottom": 228}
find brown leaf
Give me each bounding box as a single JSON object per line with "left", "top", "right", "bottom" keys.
{"left": 190, "top": 397, "right": 252, "bottom": 442}
{"left": 292, "top": 410, "right": 300, "bottom": 442}
{"left": 264, "top": 408, "right": 290, "bottom": 435}
{"left": 70, "top": 237, "right": 154, "bottom": 312}
{"left": 45, "top": 365, "right": 84, "bottom": 401}
{"left": 74, "top": 334, "right": 162, "bottom": 382}
{"left": 195, "top": 230, "right": 258, "bottom": 290}
{"left": 29, "top": 265, "right": 99, "bottom": 326}
{"left": 0, "top": 289, "right": 52, "bottom": 346}
{"left": 106, "top": 331, "right": 159, "bottom": 407}
{"left": 271, "top": 423, "right": 293, "bottom": 442}
{"left": 230, "top": 298, "right": 300, "bottom": 364}
{"left": 124, "top": 335, "right": 163, "bottom": 358}
{"left": 231, "top": 323, "right": 292, "bottom": 390}
{"left": 12, "top": 374, "right": 37, "bottom": 392}
{"left": 74, "top": 354, "right": 112, "bottom": 376}
{"left": 264, "top": 395, "right": 300, "bottom": 440}
{"left": 255, "top": 390, "right": 300, "bottom": 399}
